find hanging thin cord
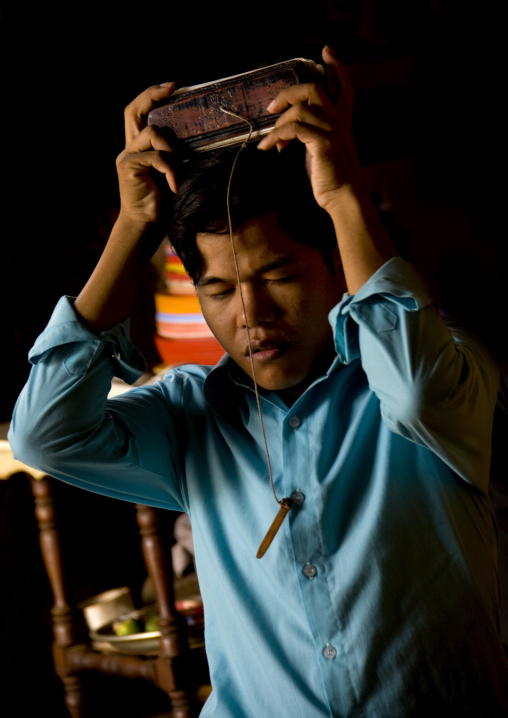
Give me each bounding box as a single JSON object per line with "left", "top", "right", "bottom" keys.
{"left": 219, "top": 106, "right": 281, "bottom": 507}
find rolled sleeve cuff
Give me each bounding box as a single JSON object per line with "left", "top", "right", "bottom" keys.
{"left": 29, "top": 296, "right": 146, "bottom": 384}
{"left": 329, "top": 258, "right": 435, "bottom": 364}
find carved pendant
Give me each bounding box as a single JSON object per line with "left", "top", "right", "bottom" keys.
{"left": 256, "top": 497, "right": 294, "bottom": 558}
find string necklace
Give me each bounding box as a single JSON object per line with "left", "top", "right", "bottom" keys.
{"left": 220, "top": 106, "right": 294, "bottom": 558}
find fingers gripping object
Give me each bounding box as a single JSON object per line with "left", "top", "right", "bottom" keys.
{"left": 147, "top": 58, "right": 326, "bottom": 153}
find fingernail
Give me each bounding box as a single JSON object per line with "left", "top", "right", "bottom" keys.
{"left": 266, "top": 99, "right": 277, "bottom": 112}
{"left": 159, "top": 81, "right": 175, "bottom": 87}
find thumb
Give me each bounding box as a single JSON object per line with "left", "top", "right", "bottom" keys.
{"left": 322, "top": 45, "right": 354, "bottom": 121}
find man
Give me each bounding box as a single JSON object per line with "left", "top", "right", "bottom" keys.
{"left": 9, "top": 46, "right": 508, "bottom": 716}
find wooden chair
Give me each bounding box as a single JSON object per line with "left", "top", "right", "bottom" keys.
{"left": 28, "top": 473, "right": 207, "bottom": 718}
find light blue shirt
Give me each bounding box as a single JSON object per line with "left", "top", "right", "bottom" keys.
{"left": 9, "top": 258, "right": 508, "bottom": 716}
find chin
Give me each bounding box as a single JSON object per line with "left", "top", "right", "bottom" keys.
{"left": 233, "top": 354, "right": 313, "bottom": 394}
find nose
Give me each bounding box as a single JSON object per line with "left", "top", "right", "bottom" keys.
{"left": 236, "top": 283, "right": 278, "bottom": 328}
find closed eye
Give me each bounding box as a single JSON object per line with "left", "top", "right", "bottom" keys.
{"left": 264, "top": 274, "right": 298, "bottom": 285}
{"left": 207, "top": 275, "right": 298, "bottom": 299}
{"left": 207, "top": 287, "right": 235, "bottom": 300}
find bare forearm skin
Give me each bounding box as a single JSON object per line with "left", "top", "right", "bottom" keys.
{"left": 74, "top": 216, "right": 165, "bottom": 332}
{"left": 326, "top": 183, "right": 399, "bottom": 295}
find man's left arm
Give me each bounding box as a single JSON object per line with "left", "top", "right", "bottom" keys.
{"left": 332, "top": 257, "right": 500, "bottom": 491}
{"left": 259, "top": 47, "right": 500, "bottom": 489}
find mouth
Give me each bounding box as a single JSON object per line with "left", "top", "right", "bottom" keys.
{"left": 245, "top": 341, "right": 288, "bottom": 362}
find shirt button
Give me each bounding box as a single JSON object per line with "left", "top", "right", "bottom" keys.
{"left": 323, "top": 643, "right": 337, "bottom": 660}
{"left": 292, "top": 489, "right": 305, "bottom": 505}
{"left": 288, "top": 416, "right": 301, "bottom": 429}
{"left": 303, "top": 563, "right": 317, "bottom": 579}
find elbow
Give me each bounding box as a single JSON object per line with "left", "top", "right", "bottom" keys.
{"left": 379, "top": 381, "right": 431, "bottom": 436}
{"left": 8, "top": 391, "right": 61, "bottom": 474}
{"left": 8, "top": 427, "right": 40, "bottom": 473}
{"left": 8, "top": 412, "right": 49, "bottom": 473}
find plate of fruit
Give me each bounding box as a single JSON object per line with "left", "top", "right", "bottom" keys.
{"left": 89, "top": 598, "right": 204, "bottom": 654}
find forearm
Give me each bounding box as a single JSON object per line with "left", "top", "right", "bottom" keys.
{"left": 327, "top": 183, "right": 398, "bottom": 295}
{"left": 74, "top": 216, "right": 165, "bottom": 332}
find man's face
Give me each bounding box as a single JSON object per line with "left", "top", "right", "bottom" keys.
{"left": 195, "top": 212, "right": 345, "bottom": 401}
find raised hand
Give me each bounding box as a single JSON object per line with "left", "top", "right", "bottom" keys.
{"left": 116, "top": 83, "right": 179, "bottom": 228}
{"left": 257, "top": 46, "right": 361, "bottom": 216}
{"left": 74, "top": 82, "right": 181, "bottom": 330}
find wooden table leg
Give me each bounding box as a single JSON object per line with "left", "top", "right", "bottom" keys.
{"left": 30, "top": 475, "right": 84, "bottom": 718}
{"left": 136, "top": 504, "right": 196, "bottom": 717}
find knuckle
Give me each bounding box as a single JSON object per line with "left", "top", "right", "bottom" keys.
{"left": 145, "top": 124, "right": 159, "bottom": 140}
{"left": 116, "top": 150, "right": 128, "bottom": 167}
{"left": 294, "top": 106, "right": 307, "bottom": 123}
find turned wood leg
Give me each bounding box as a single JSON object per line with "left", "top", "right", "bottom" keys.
{"left": 135, "top": 504, "right": 195, "bottom": 717}
{"left": 59, "top": 673, "right": 84, "bottom": 718}
{"left": 30, "top": 475, "right": 84, "bottom": 718}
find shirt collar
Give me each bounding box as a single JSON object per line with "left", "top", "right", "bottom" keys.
{"left": 202, "top": 354, "right": 278, "bottom": 417}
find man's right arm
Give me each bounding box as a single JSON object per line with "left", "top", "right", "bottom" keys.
{"left": 8, "top": 82, "right": 189, "bottom": 509}
{"left": 8, "top": 296, "right": 189, "bottom": 511}
{"left": 74, "top": 81, "right": 179, "bottom": 332}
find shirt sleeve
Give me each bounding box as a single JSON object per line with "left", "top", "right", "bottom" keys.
{"left": 329, "top": 257, "right": 500, "bottom": 491}
{"left": 27, "top": 295, "right": 147, "bottom": 382}
{"left": 8, "top": 296, "right": 189, "bottom": 511}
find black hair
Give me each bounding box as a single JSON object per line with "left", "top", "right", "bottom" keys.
{"left": 167, "top": 142, "right": 337, "bottom": 282}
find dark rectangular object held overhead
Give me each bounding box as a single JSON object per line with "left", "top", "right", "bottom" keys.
{"left": 147, "top": 58, "right": 326, "bottom": 152}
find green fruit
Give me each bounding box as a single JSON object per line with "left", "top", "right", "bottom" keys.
{"left": 114, "top": 618, "right": 142, "bottom": 636}
{"left": 145, "top": 615, "right": 160, "bottom": 632}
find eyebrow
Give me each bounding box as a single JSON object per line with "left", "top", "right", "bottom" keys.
{"left": 196, "top": 255, "right": 299, "bottom": 288}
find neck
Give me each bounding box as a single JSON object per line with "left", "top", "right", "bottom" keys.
{"left": 277, "top": 340, "right": 338, "bottom": 407}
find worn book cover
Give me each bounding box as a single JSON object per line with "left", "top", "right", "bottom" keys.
{"left": 147, "top": 58, "right": 325, "bottom": 152}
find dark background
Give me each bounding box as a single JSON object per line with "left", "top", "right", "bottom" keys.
{"left": 0, "top": 0, "right": 449, "bottom": 420}
{"left": 1, "top": 1, "right": 505, "bottom": 716}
